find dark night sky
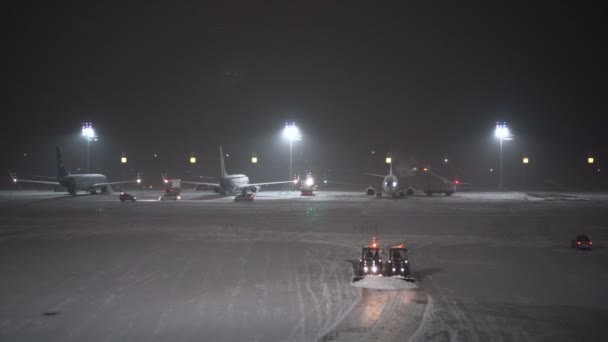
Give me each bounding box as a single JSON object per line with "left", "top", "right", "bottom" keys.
{"left": 2, "top": 2, "right": 607, "bottom": 187}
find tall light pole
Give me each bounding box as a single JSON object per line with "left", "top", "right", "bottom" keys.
{"left": 494, "top": 122, "right": 512, "bottom": 192}
{"left": 81, "top": 122, "right": 97, "bottom": 173}
{"left": 283, "top": 122, "right": 301, "bottom": 190}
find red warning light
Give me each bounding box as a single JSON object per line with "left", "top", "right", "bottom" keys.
{"left": 454, "top": 179, "right": 460, "bottom": 185}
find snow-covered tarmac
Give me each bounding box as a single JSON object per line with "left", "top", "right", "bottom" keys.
{"left": 0, "top": 189, "right": 607, "bottom": 341}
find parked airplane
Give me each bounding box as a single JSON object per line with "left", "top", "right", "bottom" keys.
{"left": 365, "top": 162, "right": 413, "bottom": 198}
{"left": 365, "top": 163, "right": 455, "bottom": 198}
{"left": 10, "top": 146, "right": 140, "bottom": 195}
{"left": 181, "top": 147, "right": 293, "bottom": 195}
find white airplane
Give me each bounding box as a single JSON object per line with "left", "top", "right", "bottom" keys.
{"left": 182, "top": 146, "right": 293, "bottom": 195}
{"left": 365, "top": 163, "right": 455, "bottom": 198}
{"left": 365, "top": 162, "right": 413, "bottom": 198}
{"left": 10, "top": 146, "right": 140, "bottom": 195}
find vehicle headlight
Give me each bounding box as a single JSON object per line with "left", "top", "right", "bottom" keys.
{"left": 371, "top": 266, "right": 377, "bottom": 273}
{"left": 392, "top": 268, "right": 395, "bottom": 272}
{"left": 401, "top": 268, "right": 404, "bottom": 272}
{"left": 363, "top": 266, "right": 368, "bottom": 272}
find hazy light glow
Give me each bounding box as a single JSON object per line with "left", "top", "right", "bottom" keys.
{"left": 494, "top": 122, "right": 511, "bottom": 140}
{"left": 523, "top": 157, "right": 529, "bottom": 164}
{"left": 251, "top": 157, "right": 258, "bottom": 164}
{"left": 385, "top": 157, "right": 392, "bottom": 164}
{"left": 305, "top": 177, "right": 314, "bottom": 186}
{"left": 81, "top": 122, "right": 96, "bottom": 140}
{"left": 121, "top": 157, "right": 127, "bottom": 164}
{"left": 190, "top": 157, "right": 196, "bottom": 164}
{"left": 283, "top": 122, "right": 302, "bottom": 141}
{"left": 588, "top": 157, "right": 594, "bottom": 164}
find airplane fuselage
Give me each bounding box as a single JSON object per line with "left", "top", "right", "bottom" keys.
{"left": 382, "top": 174, "right": 399, "bottom": 196}
{"left": 219, "top": 174, "right": 251, "bottom": 194}
{"left": 59, "top": 174, "right": 108, "bottom": 193}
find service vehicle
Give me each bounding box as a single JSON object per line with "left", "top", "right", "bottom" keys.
{"left": 234, "top": 191, "right": 255, "bottom": 202}
{"left": 358, "top": 238, "right": 383, "bottom": 276}
{"left": 159, "top": 192, "right": 181, "bottom": 201}
{"left": 119, "top": 192, "right": 136, "bottom": 202}
{"left": 571, "top": 235, "right": 593, "bottom": 250}
{"left": 386, "top": 244, "right": 410, "bottom": 277}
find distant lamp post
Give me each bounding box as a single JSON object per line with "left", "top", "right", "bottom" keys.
{"left": 81, "top": 122, "right": 97, "bottom": 173}
{"left": 385, "top": 156, "right": 392, "bottom": 164}
{"left": 121, "top": 152, "right": 127, "bottom": 164}
{"left": 283, "top": 122, "right": 301, "bottom": 189}
{"left": 522, "top": 157, "right": 529, "bottom": 164}
{"left": 494, "top": 122, "right": 513, "bottom": 191}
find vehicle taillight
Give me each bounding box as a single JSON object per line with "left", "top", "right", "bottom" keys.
{"left": 589, "top": 241, "right": 592, "bottom": 245}
{"left": 577, "top": 241, "right": 581, "bottom": 245}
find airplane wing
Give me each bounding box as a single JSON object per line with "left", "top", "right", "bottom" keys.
{"left": 90, "top": 180, "right": 141, "bottom": 188}
{"left": 364, "top": 173, "right": 386, "bottom": 178}
{"left": 10, "top": 172, "right": 60, "bottom": 185}
{"left": 180, "top": 181, "right": 220, "bottom": 187}
{"left": 246, "top": 181, "right": 294, "bottom": 187}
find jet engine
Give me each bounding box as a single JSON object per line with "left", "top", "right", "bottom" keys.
{"left": 249, "top": 186, "right": 260, "bottom": 193}
{"left": 366, "top": 186, "right": 376, "bottom": 196}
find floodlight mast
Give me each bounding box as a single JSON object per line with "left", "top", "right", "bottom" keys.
{"left": 283, "top": 122, "right": 301, "bottom": 190}
{"left": 494, "top": 122, "right": 512, "bottom": 192}
{"left": 81, "top": 122, "right": 97, "bottom": 173}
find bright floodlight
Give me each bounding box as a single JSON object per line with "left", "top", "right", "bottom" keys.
{"left": 494, "top": 122, "right": 511, "bottom": 139}
{"left": 81, "top": 122, "right": 96, "bottom": 140}
{"left": 283, "top": 122, "right": 301, "bottom": 141}
{"left": 305, "top": 177, "right": 314, "bottom": 186}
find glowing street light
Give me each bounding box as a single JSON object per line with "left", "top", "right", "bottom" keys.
{"left": 523, "top": 157, "right": 529, "bottom": 164}
{"left": 81, "top": 122, "right": 97, "bottom": 173}
{"left": 494, "top": 122, "right": 512, "bottom": 191}
{"left": 283, "top": 122, "right": 301, "bottom": 189}
{"left": 385, "top": 157, "right": 392, "bottom": 164}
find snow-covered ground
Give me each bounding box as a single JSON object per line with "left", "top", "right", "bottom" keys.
{"left": 0, "top": 190, "right": 607, "bottom": 341}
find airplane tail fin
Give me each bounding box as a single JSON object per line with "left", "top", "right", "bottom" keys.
{"left": 219, "top": 146, "right": 228, "bottom": 177}
{"left": 56, "top": 146, "right": 69, "bottom": 178}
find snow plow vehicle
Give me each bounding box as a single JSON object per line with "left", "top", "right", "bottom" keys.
{"left": 358, "top": 238, "right": 383, "bottom": 276}
{"left": 386, "top": 244, "right": 411, "bottom": 278}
